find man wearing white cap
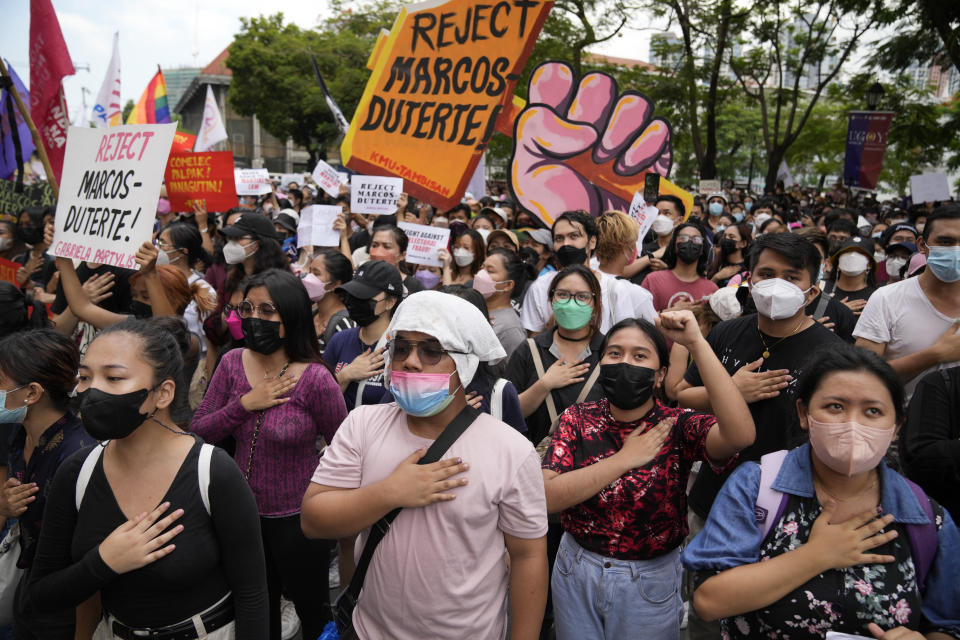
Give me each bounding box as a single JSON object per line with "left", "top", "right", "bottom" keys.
{"left": 302, "top": 291, "right": 548, "bottom": 640}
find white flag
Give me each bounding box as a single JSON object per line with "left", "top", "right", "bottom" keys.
{"left": 194, "top": 84, "right": 228, "bottom": 152}
{"left": 777, "top": 159, "right": 796, "bottom": 187}
{"left": 91, "top": 33, "right": 122, "bottom": 127}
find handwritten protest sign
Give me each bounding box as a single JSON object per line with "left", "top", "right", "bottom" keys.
{"left": 910, "top": 173, "right": 950, "bottom": 204}
{"left": 234, "top": 168, "right": 272, "bottom": 196}
{"left": 52, "top": 124, "right": 177, "bottom": 269}
{"left": 0, "top": 257, "right": 20, "bottom": 285}
{"left": 399, "top": 221, "right": 450, "bottom": 266}
{"left": 628, "top": 192, "right": 659, "bottom": 248}
{"left": 164, "top": 151, "right": 238, "bottom": 212}
{"left": 312, "top": 159, "right": 348, "bottom": 198}
{"left": 351, "top": 175, "right": 403, "bottom": 215}
{"left": 341, "top": 0, "right": 553, "bottom": 210}
{"left": 0, "top": 181, "right": 55, "bottom": 216}
{"left": 297, "top": 205, "right": 341, "bottom": 248}
{"left": 698, "top": 179, "right": 720, "bottom": 194}
{"left": 171, "top": 131, "right": 197, "bottom": 153}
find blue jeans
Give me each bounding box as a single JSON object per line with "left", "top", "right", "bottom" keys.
{"left": 552, "top": 532, "right": 683, "bottom": 640}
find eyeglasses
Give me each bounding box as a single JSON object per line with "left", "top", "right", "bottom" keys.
{"left": 389, "top": 339, "right": 466, "bottom": 366}
{"left": 552, "top": 290, "right": 594, "bottom": 305}
{"left": 676, "top": 234, "right": 705, "bottom": 245}
{"left": 238, "top": 300, "right": 279, "bottom": 319}
{"left": 155, "top": 240, "right": 176, "bottom": 251}
{"left": 222, "top": 303, "right": 239, "bottom": 315}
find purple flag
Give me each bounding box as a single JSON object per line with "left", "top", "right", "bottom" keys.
{"left": 0, "top": 63, "right": 36, "bottom": 180}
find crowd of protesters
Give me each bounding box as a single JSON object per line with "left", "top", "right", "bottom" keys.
{"left": 0, "top": 169, "right": 957, "bottom": 640}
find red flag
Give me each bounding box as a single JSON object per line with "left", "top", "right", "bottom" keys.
{"left": 29, "top": 0, "right": 75, "bottom": 183}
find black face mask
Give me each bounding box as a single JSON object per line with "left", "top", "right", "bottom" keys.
{"left": 79, "top": 387, "right": 152, "bottom": 441}
{"left": 20, "top": 226, "right": 43, "bottom": 245}
{"left": 720, "top": 238, "right": 739, "bottom": 255}
{"left": 343, "top": 295, "right": 379, "bottom": 327}
{"left": 241, "top": 317, "right": 284, "bottom": 354}
{"left": 129, "top": 300, "right": 153, "bottom": 319}
{"left": 599, "top": 362, "right": 656, "bottom": 410}
{"left": 555, "top": 245, "right": 588, "bottom": 267}
{"left": 676, "top": 242, "right": 702, "bottom": 264}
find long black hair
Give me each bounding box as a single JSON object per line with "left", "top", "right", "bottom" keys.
{"left": 487, "top": 248, "right": 536, "bottom": 301}
{"left": 663, "top": 219, "right": 710, "bottom": 276}
{"left": 162, "top": 222, "right": 213, "bottom": 271}
{"left": 244, "top": 269, "right": 331, "bottom": 371}
{"left": 0, "top": 282, "right": 48, "bottom": 337}
{"left": 0, "top": 328, "right": 80, "bottom": 411}
{"left": 797, "top": 343, "right": 905, "bottom": 424}
{"left": 315, "top": 249, "right": 353, "bottom": 285}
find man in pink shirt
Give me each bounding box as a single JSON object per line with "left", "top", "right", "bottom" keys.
{"left": 302, "top": 291, "right": 548, "bottom": 640}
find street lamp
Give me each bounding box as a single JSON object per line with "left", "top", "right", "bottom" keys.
{"left": 865, "top": 82, "right": 885, "bottom": 111}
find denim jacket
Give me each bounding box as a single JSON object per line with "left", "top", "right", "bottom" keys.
{"left": 682, "top": 443, "right": 960, "bottom": 636}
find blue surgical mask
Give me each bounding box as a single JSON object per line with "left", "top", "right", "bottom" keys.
{"left": 927, "top": 246, "right": 960, "bottom": 283}
{"left": 817, "top": 263, "right": 825, "bottom": 284}
{"left": 709, "top": 202, "right": 724, "bottom": 216}
{"left": 0, "top": 385, "right": 28, "bottom": 424}
{"left": 744, "top": 202, "right": 753, "bottom": 212}
{"left": 733, "top": 211, "right": 745, "bottom": 223}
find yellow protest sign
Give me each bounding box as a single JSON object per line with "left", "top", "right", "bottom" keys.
{"left": 341, "top": 0, "right": 553, "bottom": 211}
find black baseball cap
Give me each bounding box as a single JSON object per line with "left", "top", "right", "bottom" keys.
{"left": 222, "top": 212, "right": 279, "bottom": 241}
{"left": 880, "top": 223, "right": 918, "bottom": 248}
{"left": 274, "top": 213, "right": 298, "bottom": 234}
{"left": 830, "top": 235, "right": 875, "bottom": 261}
{"left": 336, "top": 260, "right": 403, "bottom": 300}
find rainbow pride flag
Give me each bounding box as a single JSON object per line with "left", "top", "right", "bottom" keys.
{"left": 126, "top": 68, "right": 171, "bottom": 124}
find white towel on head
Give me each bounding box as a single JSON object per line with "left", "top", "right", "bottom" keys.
{"left": 384, "top": 290, "right": 506, "bottom": 387}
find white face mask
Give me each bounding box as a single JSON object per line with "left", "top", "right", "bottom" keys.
{"left": 885, "top": 256, "right": 907, "bottom": 277}
{"left": 453, "top": 248, "right": 475, "bottom": 267}
{"left": 652, "top": 215, "right": 675, "bottom": 236}
{"left": 224, "top": 240, "right": 254, "bottom": 265}
{"left": 837, "top": 252, "right": 870, "bottom": 276}
{"left": 751, "top": 278, "right": 811, "bottom": 320}
{"left": 433, "top": 217, "right": 449, "bottom": 228}
{"left": 754, "top": 213, "right": 772, "bottom": 230}
{"left": 155, "top": 248, "right": 180, "bottom": 267}
{"left": 874, "top": 250, "right": 886, "bottom": 263}
{"left": 0, "top": 238, "right": 11, "bottom": 251}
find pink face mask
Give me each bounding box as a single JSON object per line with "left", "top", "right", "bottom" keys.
{"left": 472, "top": 269, "right": 507, "bottom": 299}
{"left": 301, "top": 273, "right": 329, "bottom": 301}
{"left": 807, "top": 416, "right": 895, "bottom": 477}
{"left": 224, "top": 310, "right": 245, "bottom": 341}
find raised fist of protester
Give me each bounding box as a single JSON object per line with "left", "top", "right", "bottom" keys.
{"left": 656, "top": 310, "right": 703, "bottom": 349}
{"left": 540, "top": 358, "right": 591, "bottom": 391}
{"left": 240, "top": 373, "right": 299, "bottom": 411}
{"left": 732, "top": 358, "right": 792, "bottom": 403}
{"left": 191, "top": 199, "right": 209, "bottom": 229}
{"left": 98, "top": 501, "right": 184, "bottom": 574}
{"left": 384, "top": 448, "right": 470, "bottom": 508}
{"left": 134, "top": 241, "right": 159, "bottom": 274}
{"left": 511, "top": 62, "right": 672, "bottom": 219}
{"left": 0, "top": 478, "right": 39, "bottom": 517}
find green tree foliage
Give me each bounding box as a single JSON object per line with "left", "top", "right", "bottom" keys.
{"left": 226, "top": 3, "right": 397, "bottom": 165}
{"left": 121, "top": 99, "right": 134, "bottom": 123}
{"left": 871, "top": 0, "right": 960, "bottom": 78}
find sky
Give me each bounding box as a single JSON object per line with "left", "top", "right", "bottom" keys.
{"left": 4, "top": 0, "right": 657, "bottom": 125}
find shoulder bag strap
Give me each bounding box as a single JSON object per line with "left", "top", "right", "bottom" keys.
{"left": 336, "top": 405, "right": 481, "bottom": 628}
{"left": 76, "top": 444, "right": 107, "bottom": 511}
{"left": 491, "top": 378, "right": 508, "bottom": 421}
{"left": 575, "top": 363, "right": 602, "bottom": 405}
{"left": 902, "top": 477, "right": 938, "bottom": 593}
{"left": 198, "top": 444, "right": 215, "bottom": 516}
{"left": 812, "top": 281, "right": 834, "bottom": 321}
{"left": 527, "top": 338, "right": 558, "bottom": 426}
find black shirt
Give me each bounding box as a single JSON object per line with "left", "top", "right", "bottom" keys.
{"left": 901, "top": 366, "right": 960, "bottom": 520}
{"left": 805, "top": 293, "right": 857, "bottom": 343}
{"left": 683, "top": 314, "right": 843, "bottom": 518}
{"left": 834, "top": 283, "right": 876, "bottom": 304}
{"left": 505, "top": 328, "right": 606, "bottom": 444}
{"left": 51, "top": 263, "right": 133, "bottom": 316}
{"left": 28, "top": 437, "right": 268, "bottom": 637}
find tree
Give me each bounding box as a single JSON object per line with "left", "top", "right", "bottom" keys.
{"left": 227, "top": 3, "right": 397, "bottom": 166}
{"left": 871, "top": 0, "right": 960, "bottom": 78}
{"left": 730, "top": 0, "right": 893, "bottom": 192}
{"left": 121, "top": 99, "right": 134, "bottom": 123}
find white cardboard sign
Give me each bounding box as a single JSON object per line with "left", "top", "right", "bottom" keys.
{"left": 910, "top": 173, "right": 950, "bottom": 204}
{"left": 351, "top": 175, "right": 403, "bottom": 215}
{"left": 312, "top": 159, "right": 347, "bottom": 198}
{"left": 628, "top": 191, "right": 659, "bottom": 249}
{"left": 53, "top": 123, "right": 177, "bottom": 269}
{"left": 297, "top": 204, "right": 341, "bottom": 248}
{"left": 399, "top": 222, "right": 450, "bottom": 267}
{"left": 235, "top": 168, "right": 272, "bottom": 196}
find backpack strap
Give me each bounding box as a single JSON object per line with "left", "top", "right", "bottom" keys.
{"left": 755, "top": 450, "right": 790, "bottom": 542}
{"left": 491, "top": 378, "right": 508, "bottom": 421}
{"left": 198, "top": 443, "right": 215, "bottom": 517}
{"left": 76, "top": 444, "right": 107, "bottom": 511}
{"left": 527, "top": 338, "right": 558, "bottom": 426}
{"left": 902, "top": 477, "right": 938, "bottom": 593}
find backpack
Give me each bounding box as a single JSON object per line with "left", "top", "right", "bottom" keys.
{"left": 754, "top": 450, "right": 938, "bottom": 593}
{"left": 75, "top": 442, "right": 215, "bottom": 516}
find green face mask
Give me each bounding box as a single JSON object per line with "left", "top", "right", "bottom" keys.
{"left": 553, "top": 298, "right": 593, "bottom": 330}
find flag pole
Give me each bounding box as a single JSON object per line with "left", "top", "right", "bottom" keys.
{"left": 0, "top": 58, "right": 60, "bottom": 199}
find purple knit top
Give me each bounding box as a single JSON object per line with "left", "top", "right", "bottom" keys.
{"left": 191, "top": 348, "right": 348, "bottom": 516}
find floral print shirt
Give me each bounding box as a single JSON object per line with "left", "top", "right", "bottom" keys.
{"left": 682, "top": 444, "right": 960, "bottom": 639}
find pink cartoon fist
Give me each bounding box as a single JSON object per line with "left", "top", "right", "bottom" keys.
{"left": 510, "top": 62, "right": 672, "bottom": 225}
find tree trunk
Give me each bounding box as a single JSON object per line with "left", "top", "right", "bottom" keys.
{"left": 764, "top": 146, "right": 785, "bottom": 193}
{"left": 747, "top": 151, "right": 755, "bottom": 191}
{"left": 817, "top": 173, "right": 827, "bottom": 191}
